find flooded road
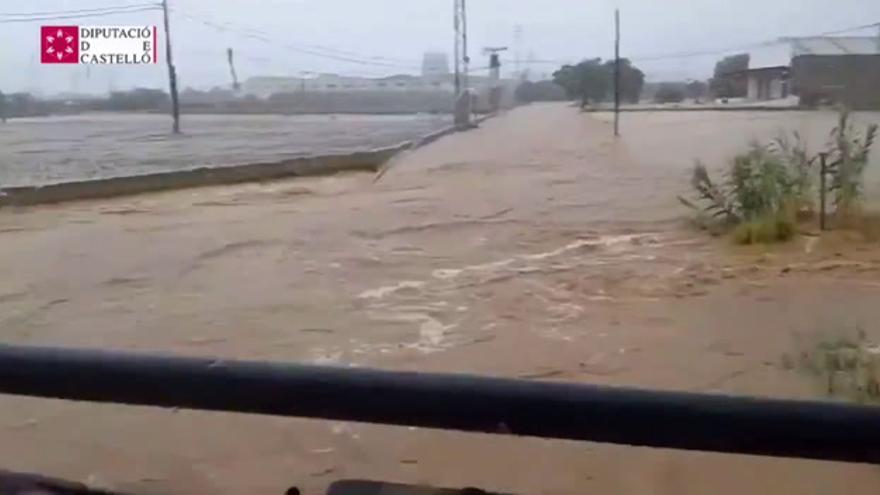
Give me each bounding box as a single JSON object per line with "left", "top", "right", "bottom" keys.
{"left": 0, "top": 113, "right": 451, "bottom": 186}
{"left": 1, "top": 103, "right": 880, "bottom": 494}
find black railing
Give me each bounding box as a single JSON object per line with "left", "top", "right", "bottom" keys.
{"left": 0, "top": 343, "right": 878, "bottom": 464}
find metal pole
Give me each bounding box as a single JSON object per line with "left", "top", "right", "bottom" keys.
{"left": 514, "top": 25, "right": 523, "bottom": 78}
{"left": 876, "top": 23, "right": 880, "bottom": 53}
{"left": 161, "top": 0, "right": 181, "bottom": 134}
{"left": 820, "top": 152, "right": 828, "bottom": 231}
{"left": 461, "top": 0, "right": 470, "bottom": 94}
{"left": 614, "top": 9, "right": 621, "bottom": 137}
{"left": 453, "top": 0, "right": 461, "bottom": 96}
{"left": 1, "top": 344, "right": 880, "bottom": 464}
{"left": 226, "top": 47, "right": 240, "bottom": 91}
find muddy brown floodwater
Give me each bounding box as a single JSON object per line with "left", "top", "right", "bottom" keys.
{"left": 1, "top": 103, "right": 880, "bottom": 494}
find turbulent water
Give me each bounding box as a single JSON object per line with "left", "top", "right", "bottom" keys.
{"left": 0, "top": 112, "right": 451, "bottom": 187}
{"left": 2, "top": 104, "right": 880, "bottom": 494}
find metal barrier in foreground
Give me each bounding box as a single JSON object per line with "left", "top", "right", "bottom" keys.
{"left": 0, "top": 343, "right": 878, "bottom": 464}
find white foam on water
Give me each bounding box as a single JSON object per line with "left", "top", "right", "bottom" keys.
{"left": 357, "top": 280, "right": 425, "bottom": 299}
{"left": 308, "top": 347, "right": 344, "bottom": 365}
{"left": 368, "top": 310, "right": 459, "bottom": 354}
{"left": 433, "top": 233, "right": 658, "bottom": 279}
{"left": 432, "top": 257, "right": 516, "bottom": 279}
{"left": 358, "top": 233, "right": 661, "bottom": 300}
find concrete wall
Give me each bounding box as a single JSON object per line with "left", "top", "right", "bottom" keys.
{"left": 769, "top": 79, "right": 785, "bottom": 99}
{"left": 747, "top": 77, "right": 760, "bottom": 100}
{"left": 746, "top": 69, "right": 788, "bottom": 101}
{"left": 792, "top": 55, "right": 880, "bottom": 109}
{"left": 0, "top": 143, "right": 409, "bottom": 207}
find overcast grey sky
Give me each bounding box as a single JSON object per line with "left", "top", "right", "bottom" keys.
{"left": 2, "top": 0, "right": 879, "bottom": 95}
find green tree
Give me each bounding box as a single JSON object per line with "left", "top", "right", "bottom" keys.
{"left": 0, "top": 90, "right": 6, "bottom": 122}
{"left": 551, "top": 65, "right": 579, "bottom": 98}
{"left": 604, "top": 59, "right": 645, "bottom": 103}
{"left": 710, "top": 53, "right": 749, "bottom": 98}
{"left": 553, "top": 58, "right": 645, "bottom": 106}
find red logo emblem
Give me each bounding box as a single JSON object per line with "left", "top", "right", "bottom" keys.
{"left": 41, "top": 26, "right": 79, "bottom": 64}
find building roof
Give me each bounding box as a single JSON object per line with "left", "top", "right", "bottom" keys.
{"left": 749, "top": 43, "right": 793, "bottom": 69}
{"left": 785, "top": 36, "right": 880, "bottom": 56}
{"left": 748, "top": 36, "right": 880, "bottom": 70}
{"left": 742, "top": 65, "right": 789, "bottom": 75}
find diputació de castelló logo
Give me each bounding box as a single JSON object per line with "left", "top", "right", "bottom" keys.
{"left": 41, "top": 25, "right": 157, "bottom": 65}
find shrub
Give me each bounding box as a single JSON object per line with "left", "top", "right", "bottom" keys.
{"left": 728, "top": 144, "right": 795, "bottom": 219}
{"left": 679, "top": 108, "right": 876, "bottom": 243}
{"left": 679, "top": 144, "right": 798, "bottom": 233}
{"left": 770, "top": 131, "right": 816, "bottom": 212}
{"left": 825, "top": 109, "right": 878, "bottom": 217}
{"left": 783, "top": 328, "right": 880, "bottom": 403}
{"left": 653, "top": 83, "right": 685, "bottom": 104}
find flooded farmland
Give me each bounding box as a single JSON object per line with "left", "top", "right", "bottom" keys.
{"left": 0, "top": 112, "right": 451, "bottom": 187}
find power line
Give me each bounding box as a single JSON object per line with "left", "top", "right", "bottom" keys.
{"left": 812, "top": 21, "right": 880, "bottom": 37}
{"left": 0, "top": 6, "right": 161, "bottom": 23}
{"left": 630, "top": 41, "right": 778, "bottom": 63}
{"left": 522, "top": 20, "right": 880, "bottom": 69}
{"left": 231, "top": 24, "right": 415, "bottom": 64}
{"left": 629, "top": 21, "right": 880, "bottom": 63}
{"left": 0, "top": 4, "right": 159, "bottom": 17}
{"left": 174, "top": 9, "right": 421, "bottom": 71}
{"left": 178, "top": 12, "right": 418, "bottom": 69}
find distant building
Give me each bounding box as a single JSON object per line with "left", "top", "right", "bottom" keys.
{"left": 746, "top": 36, "right": 880, "bottom": 108}
{"left": 242, "top": 72, "right": 455, "bottom": 99}
{"left": 745, "top": 66, "right": 790, "bottom": 101}
{"left": 421, "top": 52, "right": 450, "bottom": 78}
{"left": 239, "top": 49, "right": 520, "bottom": 113}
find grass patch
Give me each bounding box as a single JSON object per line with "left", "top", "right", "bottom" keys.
{"left": 732, "top": 211, "right": 797, "bottom": 245}
{"left": 831, "top": 210, "right": 880, "bottom": 242}
{"left": 783, "top": 328, "right": 880, "bottom": 403}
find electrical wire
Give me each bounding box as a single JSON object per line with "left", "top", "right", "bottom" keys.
{"left": 173, "top": 9, "right": 421, "bottom": 71}
{"left": 0, "top": 6, "right": 161, "bottom": 23}
{"left": 628, "top": 21, "right": 880, "bottom": 63}
{"left": 813, "top": 21, "right": 880, "bottom": 37}
{"left": 0, "top": 3, "right": 159, "bottom": 17}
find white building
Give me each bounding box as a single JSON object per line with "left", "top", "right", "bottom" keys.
{"left": 242, "top": 52, "right": 462, "bottom": 98}
{"left": 745, "top": 36, "right": 880, "bottom": 102}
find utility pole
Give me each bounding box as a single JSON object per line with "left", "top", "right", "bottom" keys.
{"left": 484, "top": 47, "right": 507, "bottom": 113}
{"left": 614, "top": 9, "right": 621, "bottom": 137}
{"left": 227, "top": 48, "right": 240, "bottom": 92}
{"left": 461, "top": 0, "right": 469, "bottom": 94}
{"left": 513, "top": 25, "right": 523, "bottom": 79}
{"left": 161, "top": 0, "right": 181, "bottom": 134}
{"left": 876, "top": 23, "right": 880, "bottom": 53}
{"left": 453, "top": 0, "right": 461, "bottom": 95}
{"left": 453, "top": 0, "right": 471, "bottom": 126}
